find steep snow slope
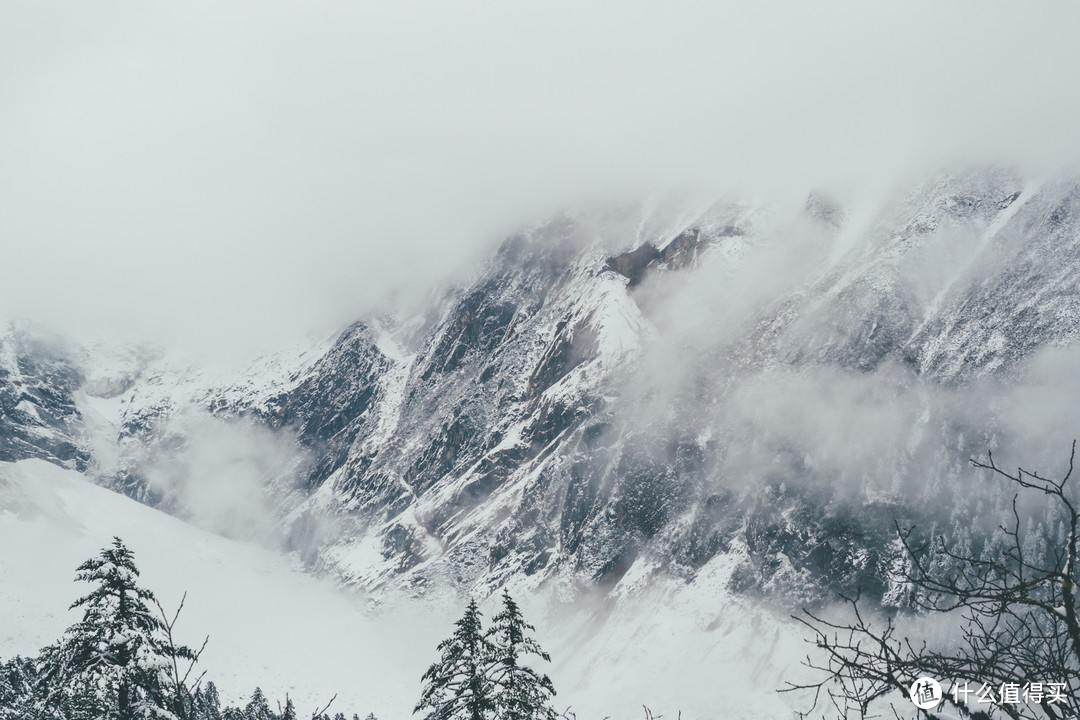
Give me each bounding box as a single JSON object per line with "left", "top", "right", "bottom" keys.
{"left": 0, "top": 459, "right": 425, "bottom": 716}
{"left": 0, "top": 459, "right": 813, "bottom": 719}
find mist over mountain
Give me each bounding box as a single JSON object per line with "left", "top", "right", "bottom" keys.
{"left": 6, "top": 166, "right": 1080, "bottom": 618}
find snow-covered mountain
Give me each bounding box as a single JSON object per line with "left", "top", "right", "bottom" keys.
{"left": 5, "top": 165, "right": 1080, "bottom": 614}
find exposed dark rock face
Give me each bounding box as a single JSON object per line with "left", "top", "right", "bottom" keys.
{"left": 0, "top": 326, "right": 89, "bottom": 470}
{"left": 655, "top": 228, "right": 708, "bottom": 271}
{"left": 606, "top": 243, "right": 660, "bottom": 286}
{"left": 604, "top": 223, "right": 740, "bottom": 288}
{"left": 248, "top": 322, "right": 389, "bottom": 489}
{"left": 527, "top": 316, "right": 599, "bottom": 397}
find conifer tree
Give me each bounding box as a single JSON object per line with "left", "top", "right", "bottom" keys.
{"left": 36, "top": 537, "right": 194, "bottom": 720}
{"left": 485, "top": 591, "right": 556, "bottom": 720}
{"left": 0, "top": 655, "right": 39, "bottom": 720}
{"left": 192, "top": 681, "right": 223, "bottom": 720}
{"left": 415, "top": 599, "right": 496, "bottom": 720}
{"left": 244, "top": 687, "right": 274, "bottom": 720}
{"left": 220, "top": 706, "right": 245, "bottom": 720}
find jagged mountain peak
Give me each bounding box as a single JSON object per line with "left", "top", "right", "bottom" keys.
{"left": 5, "top": 166, "right": 1080, "bottom": 608}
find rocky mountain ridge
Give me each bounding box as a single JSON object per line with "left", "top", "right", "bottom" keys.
{"left": 4, "top": 165, "right": 1080, "bottom": 607}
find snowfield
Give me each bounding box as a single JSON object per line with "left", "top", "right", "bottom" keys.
{"left": 0, "top": 459, "right": 813, "bottom": 719}
{"left": 0, "top": 459, "right": 436, "bottom": 717}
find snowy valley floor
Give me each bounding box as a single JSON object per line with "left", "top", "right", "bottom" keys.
{"left": 0, "top": 460, "right": 811, "bottom": 720}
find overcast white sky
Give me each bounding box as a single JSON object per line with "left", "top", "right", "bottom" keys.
{"left": 2, "top": 1, "right": 1079, "bottom": 359}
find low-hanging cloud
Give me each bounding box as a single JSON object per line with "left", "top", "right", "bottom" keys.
{"left": 609, "top": 189, "right": 1080, "bottom": 536}
{"left": 2, "top": 1, "right": 1080, "bottom": 360}
{"left": 110, "top": 407, "right": 311, "bottom": 543}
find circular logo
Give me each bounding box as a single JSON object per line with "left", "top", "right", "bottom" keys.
{"left": 909, "top": 677, "right": 943, "bottom": 709}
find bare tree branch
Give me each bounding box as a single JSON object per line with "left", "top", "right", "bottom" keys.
{"left": 786, "top": 442, "right": 1080, "bottom": 719}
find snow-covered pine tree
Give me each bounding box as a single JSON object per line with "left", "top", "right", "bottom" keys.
{"left": 243, "top": 687, "right": 274, "bottom": 720}
{"left": 415, "top": 599, "right": 496, "bottom": 720}
{"left": 32, "top": 647, "right": 109, "bottom": 720}
{"left": 219, "top": 704, "right": 245, "bottom": 720}
{"left": 485, "top": 591, "right": 556, "bottom": 720}
{"left": 36, "top": 537, "right": 194, "bottom": 720}
{"left": 0, "top": 655, "right": 39, "bottom": 720}
{"left": 192, "top": 680, "right": 223, "bottom": 720}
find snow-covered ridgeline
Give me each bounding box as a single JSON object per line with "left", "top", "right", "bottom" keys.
{"left": 3, "top": 166, "right": 1080, "bottom": 610}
